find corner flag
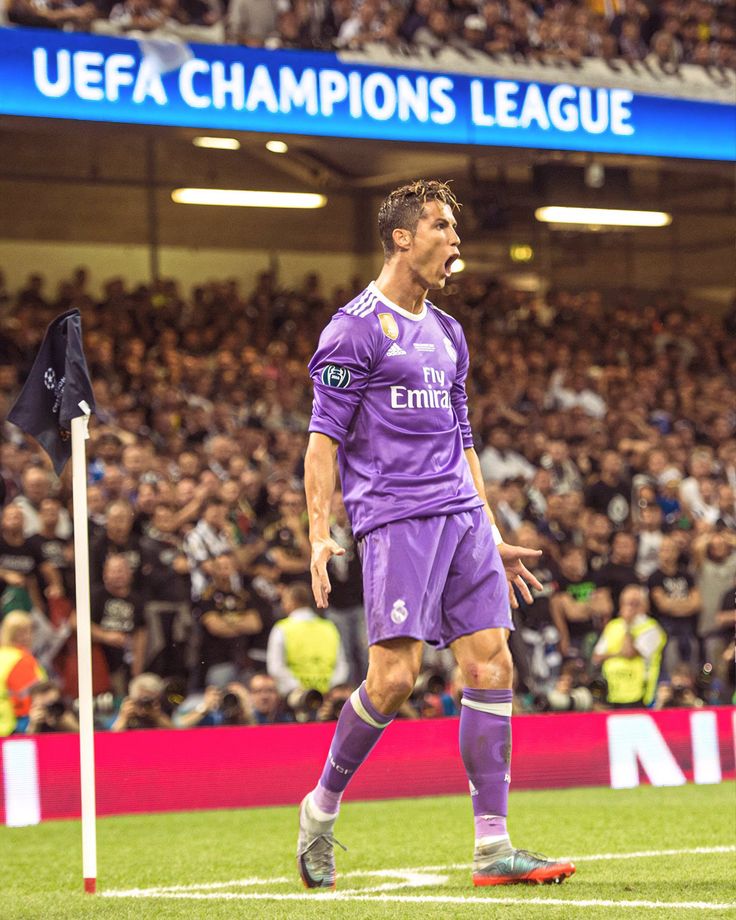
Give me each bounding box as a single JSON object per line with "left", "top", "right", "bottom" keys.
{"left": 8, "top": 308, "right": 99, "bottom": 893}
{"left": 7, "top": 309, "right": 95, "bottom": 474}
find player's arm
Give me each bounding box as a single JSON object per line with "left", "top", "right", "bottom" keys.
{"left": 464, "top": 446, "right": 542, "bottom": 607}
{"left": 304, "top": 433, "right": 345, "bottom": 609}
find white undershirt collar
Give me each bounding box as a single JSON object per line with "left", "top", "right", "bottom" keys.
{"left": 369, "top": 281, "right": 427, "bottom": 322}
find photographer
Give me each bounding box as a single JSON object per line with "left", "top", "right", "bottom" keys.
{"left": 174, "top": 681, "right": 254, "bottom": 728}
{"left": 26, "top": 680, "right": 78, "bottom": 734}
{"left": 110, "top": 672, "right": 173, "bottom": 731}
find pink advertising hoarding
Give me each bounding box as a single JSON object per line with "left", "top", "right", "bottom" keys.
{"left": 1, "top": 707, "right": 733, "bottom": 824}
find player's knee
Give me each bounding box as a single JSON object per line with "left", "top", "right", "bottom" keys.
{"left": 368, "top": 666, "right": 416, "bottom": 709}
{"left": 462, "top": 645, "right": 512, "bottom": 688}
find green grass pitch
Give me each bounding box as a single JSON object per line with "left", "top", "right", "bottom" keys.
{"left": 3, "top": 783, "right": 735, "bottom": 920}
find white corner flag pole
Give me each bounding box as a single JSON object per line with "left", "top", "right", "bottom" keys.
{"left": 71, "top": 405, "right": 97, "bottom": 894}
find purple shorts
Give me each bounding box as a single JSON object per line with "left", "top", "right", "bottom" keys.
{"left": 359, "top": 508, "right": 512, "bottom": 649}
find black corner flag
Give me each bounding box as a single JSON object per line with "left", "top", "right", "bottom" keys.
{"left": 8, "top": 309, "right": 95, "bottom": 475}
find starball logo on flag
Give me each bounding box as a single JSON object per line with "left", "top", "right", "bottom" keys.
{"left": 8, "top": 309, "right": 95, "bottom": 473}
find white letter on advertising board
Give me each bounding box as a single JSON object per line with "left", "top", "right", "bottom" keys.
{"left": 607, "top": 714, "right": 686, "bottom": 789}
{"left": 691, "top": 710, "right": 722, "bottom": 785}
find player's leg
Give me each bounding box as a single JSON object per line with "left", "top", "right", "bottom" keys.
{"left": 297, "top": 636, "right": 422, "bottom": 889}
{"left": 443, "top": 508, "right": 575, "bottom": 886}
{"left": 298, "top": 515, "right": 448, "bottom": 889}
{"left": 452, "top": 627, "right": 575, "bottom": 886}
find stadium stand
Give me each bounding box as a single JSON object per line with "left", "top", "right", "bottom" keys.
{"left": 0, "top": 269, "right": 734, "bottom": 734}
{"left": 5, "top": 0, "right": 736, "bottom": 70}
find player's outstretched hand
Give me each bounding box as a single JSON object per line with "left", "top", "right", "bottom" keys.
{"left": 497, "top": 542, "right": 543, "bottom": 609}
{"left": 310, "top": 537, "right": 346, "bottom": 609}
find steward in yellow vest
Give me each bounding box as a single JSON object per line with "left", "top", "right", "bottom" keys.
{"left": 0, "top": 612, "right": 46, "bottom": 735}
{"left": 267, "top": 584, "right": 346, "bottom": 696}
{"left": 592, "top": 584, "right": 666, "bottom": 707}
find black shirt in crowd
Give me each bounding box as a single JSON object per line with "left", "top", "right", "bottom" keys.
{"left": 36, "top": 533, "right": 75, "bottom": 598}
{"left": 91, "top": 585, "right": 145, "bottom": 672}
{"left": 194, "top": 581, "right": 264, "bottom": 674}
{"left": 89, "top": 532, "right": 142, "bottom": 589}
{"left": 648, "top": 567, "right": 697, "bottom": 636}
{"left": 594, "top": 561, "right": 640, "bottom": 612}
{"left": 139, "top": 532, "right": 191, "bottom": 605}
{"left": 584, "top": 479, "right": 631, "bottom": 526}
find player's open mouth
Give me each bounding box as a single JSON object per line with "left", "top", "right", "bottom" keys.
{"left": 444, "top": 255, "right": 458, "bottom": 276}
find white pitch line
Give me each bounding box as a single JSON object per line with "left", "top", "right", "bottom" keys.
{"left": 101, "top": 843, "right": 736, "bottom": 908}
{"left": 101, "top": 891, "right": 736, "bottom": 910}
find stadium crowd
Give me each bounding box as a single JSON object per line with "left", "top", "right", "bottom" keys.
{"left": 4, "top": 0, "right": 736, "bottom": 71}
{"left": 0, "top": 266, "right": 734, "bottom": 735}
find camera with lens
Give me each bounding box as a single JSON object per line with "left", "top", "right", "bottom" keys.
{"left": 45, "top": 699, "right": 67, "bottom": 720}
{"left": 220, "top": 691, "right": 247, "bottom": 725}
{"left": 287, "top": 688, "right": 324, "bottom": 722}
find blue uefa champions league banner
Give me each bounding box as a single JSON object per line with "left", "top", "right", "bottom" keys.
{"left": 0, "top": 27, "right": 734, "bottom": 161}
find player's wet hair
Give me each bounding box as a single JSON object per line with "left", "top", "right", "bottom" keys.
{"left": 378, "top": 179, "right": 460, "bottom": 258}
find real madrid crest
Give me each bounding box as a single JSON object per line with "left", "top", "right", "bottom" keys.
{"left": 378, "top": 312, "right": 399, "bottom": 340}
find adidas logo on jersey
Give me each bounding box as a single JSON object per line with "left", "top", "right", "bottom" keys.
{"left": 386, "top": 343, "right": 406, "bottom": 357}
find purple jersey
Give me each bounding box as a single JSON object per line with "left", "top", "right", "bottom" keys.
{"left": 308, "top": 282, "right": 482, "bottom": 538}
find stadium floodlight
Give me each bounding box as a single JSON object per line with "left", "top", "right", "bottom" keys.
{"left": 192, "top": 136, "right": 241, "bottom": 150}
{"left": 266, "top": 140, "right": 289, "bottom": 154}
{"left": 534, "top": 206, "right": 672, "bottom": 228}
{"left": 450, "top": 258, "right": 466, "bottom": 274}
{"left": 171, "top": 189, "right": 328, "bottom": 208}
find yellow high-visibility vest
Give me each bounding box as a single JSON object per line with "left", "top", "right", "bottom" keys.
{"left": 0, "top": 646, "right": 24, "bottom": 736}
{"left": 601, "top": 617, "right": 666, "bottom": 705}
{"left": 277, "top": 616, "right": 340, "bottom": 694}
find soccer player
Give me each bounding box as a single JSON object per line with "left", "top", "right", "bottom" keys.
{"left": 298, "top": 179, "right": 575, "bottom": 889}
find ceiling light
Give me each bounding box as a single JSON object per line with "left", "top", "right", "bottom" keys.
{"left": 266, "top": 140, "right": 289, "bottom": 154}
{"left": 450, "top": 258, "right": 466, "bottom": 274}
{"left": 171, "top": 188, "right": 327, "bottom": 209}
{"left": 535, "top": 206, "right": 672, "bottom": 228}
{"left": 192, "top": 136, "right": 240, "bottom": 150}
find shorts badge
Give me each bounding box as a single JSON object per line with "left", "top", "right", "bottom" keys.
{"left": 378, "top": 313, "right": 399, "bottom": 340}
{"left": 390, "top": 598, "right": 409, "bottom": 624}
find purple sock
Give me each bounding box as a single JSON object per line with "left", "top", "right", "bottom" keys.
{"left": 459, "top": 688, "right": 513, "bottom": 842}
{"left": 313, "top": 682, "right": 394, "bottom": 815}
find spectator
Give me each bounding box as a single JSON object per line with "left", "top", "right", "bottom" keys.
{"left": 0, "top": 503, "right": 58, "bottom": 616}
{"left": 91, "top": 554, "right": 147, "bottom": 697}
{"left": 266, "top": 583, "right": 348, "bottom": 697}
{"left": 595, "top": 531, "right": 641, "bottom": 611}
{"left": 692, "top": 531, "right": 736, "bottom": 682}
{"left": 110, "top": 672, "right": 173, "bottom": 730}
{"left": 13, "top": 466, "right": 72, "bottom": 538}
{"left": 227, "top": 0, "right": 277, "bottom": 45}
{"left": 479, "top": 428, "right": 536, "bottom": 484}
{"left": 635, "top": 502, "right": 666, "bottom": 580}
{"left": 262, "top": 489, "right": 310, "bottom": 585}
{"left": 325, "top": 492, "right": 367, "bottom": 687}
{"left": 184, "top": 496, "right": 233, "bottom": 600}
{"left": 592, "top": 584, "right": 666, "bottom": 707}
{"left": 550, "top": 544, "right": 613, "bottom": 659}
{"left": 247, "top": 671, "right": 294, "bottom": 724}
{"left": 584, "top": 451, "right": 631, "bottom": 527}
{"left": 648, "top": 535, "right": 701, "bottom": 677}
{"left": 194, "top": 552, "right": 263, "bottom": 687}
{"left": 89, "top": 499, "right": 142, "bottom": 590}
{"left": 139, "top": 502, "right": 193, "bottom": 680}
{"left": 0, "top": 611, "right": 46, "bottom": 735}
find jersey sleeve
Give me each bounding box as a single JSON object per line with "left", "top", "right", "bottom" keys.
{"left": 308, "top": 314, "right": 377, "bottom": 444}
{"left": 450, "top": 323, "right": 474, "bottom": 450}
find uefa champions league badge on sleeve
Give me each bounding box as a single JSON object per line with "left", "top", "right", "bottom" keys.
{"left": 321, "top": 365, "right": 351, "bottom": 388}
